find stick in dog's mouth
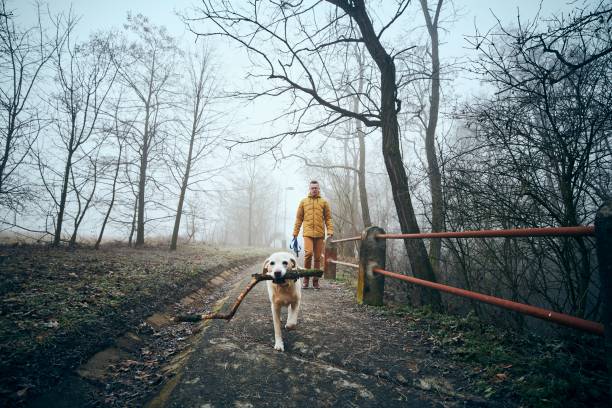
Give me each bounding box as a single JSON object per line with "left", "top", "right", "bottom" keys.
{"left": 272, "top": 276, "right": 297, "bottom": 285}
{"left": 173, "top": 269, "right": 323, "bottom": 323}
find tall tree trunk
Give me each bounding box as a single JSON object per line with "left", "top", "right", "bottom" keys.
{"left": 69, "top": 168, "right": 83, "bottom": 247}
{"left": 351, "top": 156, "right": 360, "bottom": 233}
{"left": 136, "top": 148, "right": 147, "bottom": 247}
{"left": 420, "top": 0, "right": 444, "bottom": 276}
{"left": 0, "top": 118, "right": 15, "bottom": 195}
{"left": 135, "top": 108, "right": 150, "bottom": 247}
{"left": 94, "top": 159, "right": 121, "bottom": 250}
{"left": 342, "top": 123, "right": 359, "bottom": 237}
{"left": 69, "top": 157, "right": 99, "bottom": 247}
{"left": 53, "top": 145, "right": 74, "bottom": 246}
{"left": 354, "top": 46, "right": 372, "bottom": 228}
{"left": 170, "top": 116, "right": 197, "bottom": 250}
{"left": 357, "top": 128, "right": 370, "bottom": 228}
{"left": 129, "top": 195, "right": 138, "bottom": 247}
{"left": 170, "top": 177, "right": 189, "bottom": 250}
{"left": 96, "top": 134, "right": 123, "bottom": 249}
{"left": 380, "top": 96, "right": 442, "bottom": 308}
{"left": 347, "top": 0, "right": 442, "bottom": 308}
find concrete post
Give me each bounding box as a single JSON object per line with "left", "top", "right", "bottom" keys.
{"left": 595, "top": 200, "right": 612, "bottom": 402}
{"left": 357, "top": 226, "right": 386, "bottom": 306}
{"left": 324, "top": 237, "right": 337, "bottom": 279}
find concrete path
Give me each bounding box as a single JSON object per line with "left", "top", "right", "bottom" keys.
{"left": 152, "top": 264, "right": 490, "bottom": 408}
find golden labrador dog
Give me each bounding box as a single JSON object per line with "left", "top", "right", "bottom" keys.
{"left": 263, "top": 252, "right": 301, "bottom": 351}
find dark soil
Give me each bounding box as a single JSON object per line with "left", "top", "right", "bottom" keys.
{"left": 0, "top": 245, "right": 608, "bottom": 407}
{"left": 0, "top": 243, "right": 268, "bottom": 406}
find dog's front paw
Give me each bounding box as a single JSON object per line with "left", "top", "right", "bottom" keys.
{"left": 274, "top": 340, "right": 285, "bottom": 351}
{"left": 285, "top": 322, "right": 297, "bottom": 331}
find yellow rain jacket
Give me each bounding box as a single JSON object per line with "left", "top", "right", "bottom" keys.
{"left": 293, "top": 194, "right": 334, "bottom": 238}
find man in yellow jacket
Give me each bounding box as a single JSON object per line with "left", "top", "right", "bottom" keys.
{"left": 293, "top": 180, "right": 334, "bottom": 289}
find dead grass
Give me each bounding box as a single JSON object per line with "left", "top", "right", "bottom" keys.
{"left": 0, "top": 242, "right": 269, "bottom": 405}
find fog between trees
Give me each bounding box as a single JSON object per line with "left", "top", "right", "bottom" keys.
{"left": 1, "top": 0, "right": 610, "bottom": 328}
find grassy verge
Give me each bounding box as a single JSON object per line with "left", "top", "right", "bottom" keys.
{"left": 383, "top": 305, "right": 608, "bottom": 407}
{"left": 0, "top": 243, "right": 269, "bottom": 404}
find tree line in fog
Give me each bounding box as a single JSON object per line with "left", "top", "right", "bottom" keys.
{"left": 1, "top": 0, "right": 611, "bottom": 327}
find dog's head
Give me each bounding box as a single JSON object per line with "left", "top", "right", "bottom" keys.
{"left": 263, "top": 252, "right": 297, "bottom": 284}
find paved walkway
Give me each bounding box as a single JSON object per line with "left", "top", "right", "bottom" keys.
{"left": 152, "top": 264, "right": 490, "bottom": 408}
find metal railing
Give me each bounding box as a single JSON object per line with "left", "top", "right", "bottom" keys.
{"left": 323, "top": 222, "right": 608, "bottom": 337}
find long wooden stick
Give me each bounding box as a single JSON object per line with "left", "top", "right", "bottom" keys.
{"left": 174, "top": 269, "right": 323, "bottom": 322}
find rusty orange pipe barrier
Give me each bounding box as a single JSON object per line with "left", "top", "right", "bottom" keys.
{"left": 329, "top": 260, "right": 359, "bottom": 269}
{"left": 372, "top": 267, "right": 604, "bottom": 336}
{"left": 330, "top": 235, "right": 362, "bottom": 243}
{"left": 377, "top": 225, "right": 594, "bottom": 240}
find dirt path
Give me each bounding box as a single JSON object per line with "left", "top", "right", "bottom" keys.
{"left": 151, "top": 265, "right": 496, "bottom": 407}
{"left": 25, "top": 263, "right": 258, "bottom": 408}
{"left": 15, "top": 259, "right": 607, "bottom": 407}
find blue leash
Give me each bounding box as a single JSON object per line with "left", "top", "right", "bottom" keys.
{"left": 289, "top": 237, "right": 301, "bottom": 258}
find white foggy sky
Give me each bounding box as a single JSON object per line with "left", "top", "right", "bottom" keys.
{"left": 33, "top": 0, "right": 579, "bottom": 104}
{"left": 10, "top": 0, "right": 581, "bottom": 240}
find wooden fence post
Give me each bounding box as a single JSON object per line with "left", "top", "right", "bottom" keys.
{"left": 595, "top": 200, "right": 612, "bottom": 401}
{"left": 357, "top": 226, "right": 386, "bottom": 306}
{"left": 324, "top": 237, "right": 337, "bottom": 280}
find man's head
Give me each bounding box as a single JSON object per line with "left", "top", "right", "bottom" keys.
{"left": 308, "top": 180, "right": 320, "bottom": 197}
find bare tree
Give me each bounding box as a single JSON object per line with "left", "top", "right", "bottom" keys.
{"left": 186, "top": 0, "right": 442, "bottom": 307}
{"left": 68, "top": 152, "right": 100, "bottom": 246}
{"left": 216, "top": 163, "right": 276, "bottom": 247}
{"left": 446, "top": 2, "right": 612, "bottom": 319}
{"left": 419, "top": 0, "right": 444, "bottom": 276}
{"left": 183, "top": 194, "right": 204, "bottom": 243}
{"left": 48, "top": 14, "right": 117, "bottom": 246}
{"left": 95, "top": 96, "right": 130, "bottom": 249}
{"left": 284, "top": 46, "right": 372, "bottom": 237}
{"left": 115, "top": 13, "right": 177, "bottom": 247}
{"left": 0, "top": 0, "right": 61, "bottom": 211}
{"left": 468, "top": 1, "right": 612, "bottom": 88}
{"left": 169, "top": 45, "right": 218, "bottom": 250}
{"left": 353, "top": 45, "right": 372, "bottom": 228}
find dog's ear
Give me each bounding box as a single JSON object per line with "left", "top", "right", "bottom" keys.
{"left": 289, "top": 256, "right": 297, "bottom": 269}
{"left": 262, "top": 258, "right": 270, "bottom": 274}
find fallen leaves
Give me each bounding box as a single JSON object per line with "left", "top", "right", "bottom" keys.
{"left": 40, "top": 320, "right": 59, "bottom": 329}
{"left": 493, "top": 373, "right": 508, "bottom": 382}
{"left": 0, "top": 243, "right": 269, "bottom": 406}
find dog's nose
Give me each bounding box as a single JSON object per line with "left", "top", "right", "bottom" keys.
{"left": 274, "top": 271, "right": 282, "bottom": 278}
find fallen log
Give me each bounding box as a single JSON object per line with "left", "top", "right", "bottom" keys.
{"left": 174, "top": 269, "right": 323, "bottom": 322}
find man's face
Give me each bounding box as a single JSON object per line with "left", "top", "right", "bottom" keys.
{"left": 309, "top": 183, "right": 320, "bottom": 196}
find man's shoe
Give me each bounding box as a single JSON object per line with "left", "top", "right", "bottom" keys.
{"left": 312, "top": 278, "right": 320, "bottom": 290}
{"left": 302, "top": 277, "right": 310, "bottom": 289}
